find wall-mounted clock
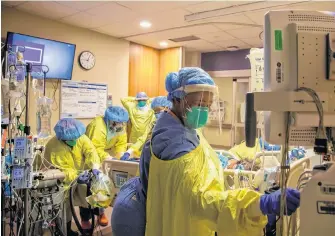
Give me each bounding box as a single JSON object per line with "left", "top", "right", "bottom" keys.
{"left": 79, "top": 51, "right": 95, "bottom": 70}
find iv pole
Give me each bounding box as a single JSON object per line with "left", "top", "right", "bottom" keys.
{"left": 23, "top": 62, "right": 32, "bottom": 236}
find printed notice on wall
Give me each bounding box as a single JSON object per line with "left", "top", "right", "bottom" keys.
{"left": 247, "top": 48, "right": 265, "bottom": 127}
{"left": 247, "top": 48, "right": 264, "bottom": 92}
{"left": 60, "top": 81, "right": 107, "bottom": 119}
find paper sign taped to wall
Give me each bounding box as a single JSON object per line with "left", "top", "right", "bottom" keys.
{"left": 247, "top": 48, "right": 264, "bottom": 92}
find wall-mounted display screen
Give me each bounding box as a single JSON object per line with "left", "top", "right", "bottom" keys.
{"left": 6, "top": 32, "right": 76, "bottom": 80}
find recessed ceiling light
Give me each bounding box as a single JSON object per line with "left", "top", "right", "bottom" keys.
{"left": 226, "top": 46, "right": 239, "bottom": 51}
{"left": 159, "top": 41, "right": 168, "bottom": 47}
{"left": 140, "top": 20, "right": 152, "bottom": 28}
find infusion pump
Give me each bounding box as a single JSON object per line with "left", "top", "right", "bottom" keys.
{"left": 12, "top": 136, "right": 34, "bottom": 189}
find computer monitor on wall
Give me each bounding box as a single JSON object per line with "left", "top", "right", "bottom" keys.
{"left": 6, "top": 32, "right": 76, "bottom": 80}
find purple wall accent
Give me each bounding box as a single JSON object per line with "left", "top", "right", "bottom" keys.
{"left": 201, "top": 49, "right": 251, "bottom": 71}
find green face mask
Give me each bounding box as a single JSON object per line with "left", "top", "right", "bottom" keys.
{"left": 138, "top": 101, "right": 146, "bottom": 108}
{"left": 185, "top": 106, "right": 209, "bottom": 129}
{"left": 65, "top": 140, "right": 77, "bottom": 147}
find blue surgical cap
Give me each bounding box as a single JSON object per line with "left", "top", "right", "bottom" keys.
{"left": 151, "top": 96, "right": 172, "bottom": 109}
{"left": 165, "top": 67, "right": 215, "bottom": 101}
{"left": 135, "top": 92, "right": 149, "bottom": 100}
{"left": 104, "top": 106, "right": 129, "bottom": 123}
{"left": 54, "top": 118, "right": 85, "bottom": 140}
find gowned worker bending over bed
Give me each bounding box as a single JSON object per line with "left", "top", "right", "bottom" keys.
{"left": 86, "top": 106, "right": 129, "bottom": 161}
{"left": 112, "top": 67, "right": 300, "bottom": 236}
{"left": 44, "top": 118, "right": 101, "bottom": 235}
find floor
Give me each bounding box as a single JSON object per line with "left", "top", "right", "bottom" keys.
{"left": 4, "top": 206, "right": 114, "bottom": 236}
{"left": 71, "top": 206, "right": 113, "bottom": 236}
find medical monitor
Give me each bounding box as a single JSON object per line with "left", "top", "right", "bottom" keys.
{"left": 6, "top": 32, "right": 76, "bottom": 80}
{"left": 263, "top": 11, "right": 335, "bottom": 145}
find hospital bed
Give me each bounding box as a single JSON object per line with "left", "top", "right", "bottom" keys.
{"left": 102, "top": 158, "right": 139, "bottom": 206}
{"left": 103, "top": 150, "right": 312, "bottom": 196}
{"left": 217, "top": 150, "right": 313, "bottom": 236}
{"left": 216, "top": 149, "right": 312, "bottom": 191}
{"left": 103, "top": 150, "right": 313, "bottom": 236}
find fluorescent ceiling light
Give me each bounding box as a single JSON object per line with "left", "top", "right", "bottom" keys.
{"left": 159, "top": 41, "right": 168, "bottom": 47}
{"left": 140, "top": 21, "right": 152, "bottom": 28}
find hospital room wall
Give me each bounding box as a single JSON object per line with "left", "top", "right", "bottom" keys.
{"left": 129, "top": 43, "right": 160, "bottom": 97}
{"left": 184, "top": 51, "right": 201, "bottom": 67}
{"left": 202, "top": 77, "right": 233, "bottom": 149}
{"left": 158, "top": 47, "right": 183, "bottom": 95}
{"left": 200, "top": 49, "right": 252, "bottom": 149}
{"left": 1, "top": 7, "right": 130, "bottom": 133}
{"left": 129, "top": 43, "right": 182, "bottom": 97}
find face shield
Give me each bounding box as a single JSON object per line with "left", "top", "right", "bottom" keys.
{"left": 175, "top": 84, "right": 221, "bottom": 131}
{"left": 108, "top": 121, "right": 125, "bottom": 133}
{"left": 107, "top": 121, "right": 126, "bottom": 141}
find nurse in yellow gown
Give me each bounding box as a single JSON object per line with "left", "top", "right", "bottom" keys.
{"left": 44, "top": 118, "right": 101, "bottom": 235}
{"left": 120, "top": 96, "right": 172, "bottom": 160}
{"left": 86, "top": 106, "right": 129, "bottom": 161}
{"left": 121, "top": 92, "right": 155, "bottom": 144}
{"left": 112, "top": 68, "right": 300, "bottom": 236}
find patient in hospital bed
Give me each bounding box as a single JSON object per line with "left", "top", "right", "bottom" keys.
{"left": 217, "top": 138, "right": 304, "bottom": 171}
{"left": 217, "top": 139, "right": 307, "bottom": 193}
{"left": 224, "top": 138, "right": 264, "bottom": 171}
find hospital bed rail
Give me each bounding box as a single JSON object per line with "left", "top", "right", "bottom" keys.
{"left": 102, "top": 158, "right": 139, "bottom": 206}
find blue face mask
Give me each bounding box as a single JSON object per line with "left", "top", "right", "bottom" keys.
{"left": 107, "top": 128, "right": 117, "bottom": 141}
{"left": 65, "top": 140, "right": 77, "bottom": 147}
{"left": 185, "top": 106, "right": 209, "bottom": 129}
{"left": 138, "top": 101, "right": 146, "bottom": 108}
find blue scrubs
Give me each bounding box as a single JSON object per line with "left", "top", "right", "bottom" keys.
{"left": 111, "top": 112, "right": 199, "bottom": 236}
{"left": 111, "top": 177, "right": 146, "bottom": 236}
{"left": 140, "top": 111, "right": 200, "bottom": 195}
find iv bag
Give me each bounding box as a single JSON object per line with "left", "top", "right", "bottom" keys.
{"left": 8, "top": 62, "right": 25, "bottom": 98}
{"left": 36, "top": 97, "right": 52, "bottom": 139}
{"left": 1, "top": 79, "right": 10, "bottom": 124}
{"left": 86, "top": 172, "right": 114, "bottom": 208}
{"left": 32, "top": 78, "right": 44, "bottom": 95}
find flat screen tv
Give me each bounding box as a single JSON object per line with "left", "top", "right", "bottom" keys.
{"left": 6, "top": 32, "right": 76, "bottom": 80}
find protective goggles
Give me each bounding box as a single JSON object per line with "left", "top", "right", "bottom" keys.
{"left": 110, "top": 121, "right": 125, "bottom": 132}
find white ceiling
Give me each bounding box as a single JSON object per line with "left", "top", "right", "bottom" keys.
{"left": 2, "top": 1, "right": 335, "bottom": 52}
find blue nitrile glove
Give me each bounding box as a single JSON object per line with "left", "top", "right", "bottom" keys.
{"left": 260, "top": 188, "right": 300, "bottom": 216}
{"left": 291, "top": 148, "right": 306, "bottom": 159}
{"left": 92, "top": 169, "right": 100, "bottom": 178}
{"left": 120, "top": 152, "right": 130, "bottom": 161}
{"left": 236, "top": 164, "right": 244, "bottom": 170}
{"left": 218, "top": 154, "right": 228, "bottom": 168}
{"left": 78, "top": 170, "right": 90, "bottom": 184}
